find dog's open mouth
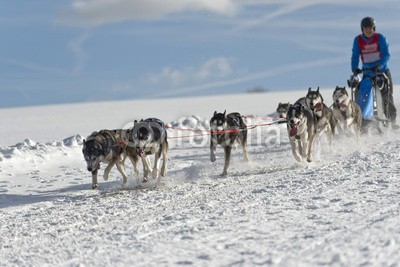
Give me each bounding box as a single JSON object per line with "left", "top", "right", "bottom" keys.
{"left": 311, "top": 102, "right": 322, "bottom": 110}
{"left": 289, "top": 123, "right": 299, "bottom": 137}
{"left": 336, "top": 101, "right": 347, "bottom": 109}
{"left": 136, "top": 148, "right": 144, "bottom": 157}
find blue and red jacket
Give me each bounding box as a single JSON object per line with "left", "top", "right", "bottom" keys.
{"left": 351, "top": 33, "right": 390, "bottom": 73}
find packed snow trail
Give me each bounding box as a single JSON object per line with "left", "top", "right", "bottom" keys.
{"left": 1, "top": 119, "right": 400, "bottom": 266}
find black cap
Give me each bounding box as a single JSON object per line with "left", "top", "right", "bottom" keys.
{"left": 361, "top": 17, "right": 376, "bottom": 32}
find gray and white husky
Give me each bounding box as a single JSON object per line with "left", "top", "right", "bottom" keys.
{"left": 210, "top": 111, "right": 249, "bottom": 176}
{"left": 276, "top": 102, "right": 290, "bottom": 119}
{"left": 129, "top": 118, "right": 168, "bottom": 182}
{"left": 332, "top": 86, "right": 362, "bottom": 138}
{"left": 276, "top": 98, "right": 307, "bottom": 119}
{"left": 306, "top": 87, "right": 336, "bottom": 144}
{"left": 82, "top": 129, "right": 139, "bottom": 189}
{"left": 286, "top": 102, "right": 316, "bottom": 162}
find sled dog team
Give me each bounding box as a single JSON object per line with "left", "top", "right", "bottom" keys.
{"left": 281, "top": 86, "right": 362, "bottom": 163}
{"left": 83, "top": 86, "right": 361, "bottom": 189}
{"left": 82, "top": 119, "right": 168, "bottom": 189}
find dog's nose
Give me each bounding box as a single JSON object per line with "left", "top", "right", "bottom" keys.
{"left": 87, "top": 167, "right": 93, "bottom": 172}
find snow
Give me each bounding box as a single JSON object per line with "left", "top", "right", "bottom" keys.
{"left": 1, "top": 89, "right": 400, "bottom": 266}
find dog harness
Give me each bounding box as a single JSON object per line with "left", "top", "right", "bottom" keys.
{"left": 97, "top": 130, "right": 123, "bottom": 155}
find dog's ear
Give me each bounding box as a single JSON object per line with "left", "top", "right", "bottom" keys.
{"left": 317, "top": 87, "right": 320, "bottom": 93}
{"left": 214, "top": 111, "right": 217, "bottom": 116}
{"left": 308, "top": 87, "right": 312, "bottom": 92}
{"left": 223, "top": 110, "right": 226, "bottom": 117}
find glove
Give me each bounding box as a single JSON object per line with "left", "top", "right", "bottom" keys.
{"left": 353, "top": 68, "right": 362, "bottom": 75}
{"left": 373, "top": 65, "right": 381, "bottom": 72}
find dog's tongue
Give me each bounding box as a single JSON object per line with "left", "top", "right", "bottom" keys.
{"left": 289, "top": 125, "right": 298, "bottom": 137}
{"left": 137, "top": 149, "right": 144, "bottom": 157}
{"left": 314, "top": 103, "right": 322, "bottom": 109}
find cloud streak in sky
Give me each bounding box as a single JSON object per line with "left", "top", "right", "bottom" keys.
{"left": 148, "top": 57, "right": 235, "bottom": 87}
{"left": 59, "top": 0, "right": 399, "bottom": 28}
{"left": 68, "top": 33, "right": 90, "bottom": 75}
{"left": 59, "top": 0, "right": 237, "bottom": 27}
{"left": 152, "top": 55, "right": 348, "bottom": 98}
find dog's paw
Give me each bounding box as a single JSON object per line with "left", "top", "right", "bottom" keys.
{"left": 92, "top": 184, "right": 98, "bottom": 189}
{"left": 220, "top": 171, "right": 228, "bottom": 176}
{"left": 210, "top": 155, "right": 216, "bottom": 162}
{"left": 142, "top": 177, "right": 148, "bottom": 183}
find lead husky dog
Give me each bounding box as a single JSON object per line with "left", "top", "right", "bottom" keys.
{"left": 306, "top": 87, "right": 336, "bottom": 143}
{"left": 286, "top": 102, "right": 316, "bottom": 162}
{"left": 210, "top": 111, "right": 249, "bottom": 176}
{"left": 332, "top": 86, "right": 362, "bottom": 138}
{"left": 82, "top": 129, "right": 139, "bottom": 189}
{"left": 129, "top": 118, "right": 168, "bottom": 182}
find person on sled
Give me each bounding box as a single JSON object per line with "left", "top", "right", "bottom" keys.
{"left": 351, "top": 16, "right": 397, "bottom": 130}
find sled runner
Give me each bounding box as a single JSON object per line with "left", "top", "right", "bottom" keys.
{"left": 348, "top": 68, "right": 391, "bottom": 128}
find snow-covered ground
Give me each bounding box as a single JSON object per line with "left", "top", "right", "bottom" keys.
{"left": 1, "top": 89, "right": 400, "bottom": 266}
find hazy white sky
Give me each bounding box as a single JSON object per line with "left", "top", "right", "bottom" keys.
{"left": 1, "top": 0, "right": 400, "bottom": 107}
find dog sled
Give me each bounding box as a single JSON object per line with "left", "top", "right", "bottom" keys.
{"left": 347, "top": 68, "right": 392, "bottom": 130}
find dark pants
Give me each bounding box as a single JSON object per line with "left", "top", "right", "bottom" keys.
{"left": 383, "top": 70, "right": 397, "bottom": 122}
{"left": 355, "top": 70, "right": 397, "bottom": 123}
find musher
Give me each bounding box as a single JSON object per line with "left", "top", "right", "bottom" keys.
{"left": 351, "top": 16, "right": 397, "bottom": 130}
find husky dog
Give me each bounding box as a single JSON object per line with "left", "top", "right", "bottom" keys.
{"left": 82, "top": 129, "right": 139, "bottom": 189}
{"left": 210, "top": 111, "right": 249, "bottom": 176}
{"left": 129, "top": 118, "right": 168, "bottom": 182}
{"left": 306, "top": 87, "right": 336, "bottom": 143}
{"left": 295, "top": 97, "right": 307, "bottom": 107}
{"left": 276, "top": 98, "right": 307, "bottom": 119}
{"left": 286, "top": 102, "right": 316, "bottom": 162}
{"left": 332, "top": 86, "right": 362, "bottom": 137}
{"left": 276, "top": 102, "right": 290, "bottom": 118}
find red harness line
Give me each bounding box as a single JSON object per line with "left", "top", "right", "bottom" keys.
{"left": 165, "top": 117, "right": 287, "bottom": 140}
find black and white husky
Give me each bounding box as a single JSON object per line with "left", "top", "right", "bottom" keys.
{"left": 129, "top": 118, "right": 168, "bottom": 182}
{"left": 286, "top": 102, "right": 316, "bottom": 162}
{"left": 306, "top": 87, "right": 336, "bottom": 143}
{"left": 210, "top": 111, "right": 249, "bottom": 176}
{"left": 332, "top": 86, "right": 362, "bottom": 138}
{"left": 82, "top": 129, "right": 139, "bottom": 189}
{"left": 276, "top": 102, "right": 290, "bottom": 118}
